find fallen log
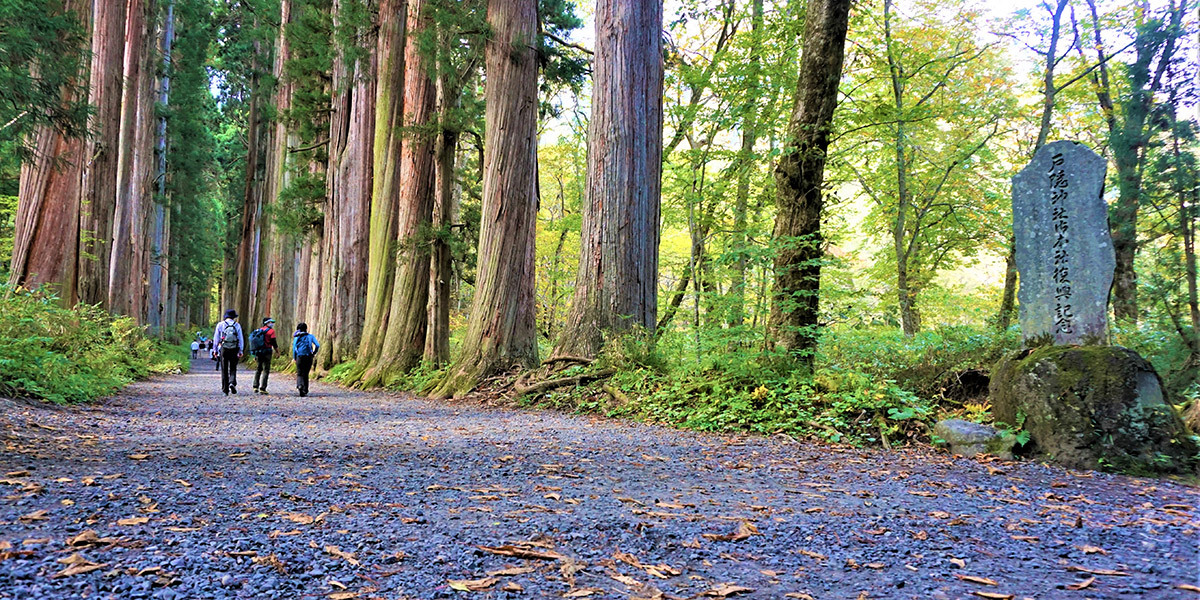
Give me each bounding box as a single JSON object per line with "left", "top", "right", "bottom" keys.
{"left": 514, "top": 369, "right": 616, "bottom": 397}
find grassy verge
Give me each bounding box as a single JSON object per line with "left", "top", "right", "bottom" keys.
{"left": 0, "top": 286, "right": 189, "bottom": 403}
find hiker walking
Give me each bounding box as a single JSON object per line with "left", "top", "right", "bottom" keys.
{"left": 250, "top": 317, "right": 279, "bottom": 395}
{"left": 190, "top": 339, "right": 200, "bottom": 359}
{"left": 291, "top": 322, "right": 320, "bottom": 397}
{"left": 212, "top": 309, "right": 244, "bottom": 395}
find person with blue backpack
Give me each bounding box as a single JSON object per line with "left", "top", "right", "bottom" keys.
{"left": 292, "top": 322, "right": 320, "bottom": 397}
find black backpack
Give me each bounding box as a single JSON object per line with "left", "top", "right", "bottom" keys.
{"left": 248, "top": 327, "right": 267, "bottom": 355}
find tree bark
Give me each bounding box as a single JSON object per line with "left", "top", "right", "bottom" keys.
{"left": 431, "top": 0, "right": 540, "bottom": 398}
{"left": 148, "top": 0, "right": 174, "bottom": 334}
{"left": 554, "top": 0, "right": 664, "bottom": 359}
{"left": 8, "top": 0, "right": 91, "bottom": 304}
{"left": 768, "top": 0, "right": 851, "bottom": 363}
{"left": 234, "top": 34, "right": 274, "bottom": 322}
{"left": 1085, "top": 0, "right": 1186, "bottom": 323}
{"left": 354, "top": 0, "right": 407, "bottom": 374}
{"left": 365, "top": 0, "right": 438, "bottom": 385}
{"left": 425, "top": 50, "right": 458, "bottom": 367}
{"left": 77, "top": 0, "right": 130, "bottom": 308}
{"left": 319, "top": 0, "right": 375, "bottom": 369}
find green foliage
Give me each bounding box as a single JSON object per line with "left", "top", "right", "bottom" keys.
{"left": 0, "top": 194, "right": 16, "bottom": 281}
{"left": 0, "top": 286, "right": 187, "bottom": 403}
{"left": 0, "top": 0, "right": 89, "bottom": 160}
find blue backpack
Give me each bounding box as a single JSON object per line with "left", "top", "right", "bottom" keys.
{"left": 294, "top": 334, "right": 315, "bottom": 357}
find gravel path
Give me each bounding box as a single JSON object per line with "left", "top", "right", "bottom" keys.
{"left": 1, "top": 360, "right": 1197, "bottom": 599}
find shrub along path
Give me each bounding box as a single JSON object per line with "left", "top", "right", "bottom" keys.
{"left": 0, "top": 360, "right": 1197, "bottom": 600}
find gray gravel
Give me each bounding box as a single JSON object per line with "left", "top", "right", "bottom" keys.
{"left": 1, "top": 359, "right": 1197, "bottom": 599}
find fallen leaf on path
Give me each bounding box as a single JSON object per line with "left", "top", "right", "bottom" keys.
{"left": 1010, "top": 536, "right": 1039, "bottom": 543}
{"left": 702, "top": 521, "right": 757, "bottom": 542}
{"left": 117, "top": 516, "right": 150, "bottom": 526}
{"left": 328, "top": 593, "right": 358, "bottom": 600}
{"left": 5, "top": 470, "right": 29, "bottom": 477}
{"left": 971, "top": 593, "right": 1014, "bottom": 600}
{"left": 18, "top": 510, "right": 48, "bottom": 522}
{"left": 502, "top": 582, "right": 523, "bottom": 592}
{"left": 611, "top": 572, "right": 641, "bottom": 586}
{"left": 797, "top": 549, "right": 826, "bottom": 560}
{"left": 486, "top": 566, "right": 535, "bottom": 576}
{"left": 1075, "top": 545, "right": 1107, "bottom": 555}
{"left": 563, "top": 588, "right": 603, "bottom": 597}
{"left": 949, "top": 558, "right": 966, "bottom": 568}
{"left": 956, "top": 574, "right": 997, "bottom": 586}
{"left": 67, "top": 530, "right": 117, "bottom": 547}
{"left": 165, "top": 526, "right": 200, "bottom": 533}
{"left": 174, "top": 479, "right": 192, "bottom": 487}
{"left": 702, "top": 583, "right": 755, "bottom": 597}
{"left": 127, "top": 454, "right": 150, "bottom": 460}
{"left": 864, "top": 563, "right": 886, "bottom": 569}
{"left": 1177, "top": 584, "right": 1200, "bottom": 593}
{"left": 908, "top": 490, "right": 937, "bottom": 497}
{"left": 477, "top": 544, "right": 565, "bottom": 561}
{"left": 1066, "top": 577, "right": 1095, "bottom": 590}
{"left": 53, "top": 553, "right": 108, "bottom": 578}
{"left": 784, "top": 594, "right": 816, "bottom": 600}
{"left": 447, "top": 577, "right": 497, "bottom": 591}
{"left": 324, "top": 545, "right": 360, "bottom": 566}
{"left": 1066, "top": 566, "right": 1128, "bottom": 576}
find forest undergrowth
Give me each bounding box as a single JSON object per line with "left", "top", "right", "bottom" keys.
{"left": 0, "top": 285, "right": 189, "bottom": 404}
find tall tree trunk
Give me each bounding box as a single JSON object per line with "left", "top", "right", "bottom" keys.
{"left": 1085, "top": 0, "right": 1186, "bottom": 323}
{"left": 365, "top": 0, "right": 437, "bottom": 384}
{"left": 77, "top": 0, "right": 130, "bottom": 308}
{"left": 729, "top": 0, "right": 763, "bottom": 330}
{"left": 769, "top": 0, "right": 851, "bottom": 363}
{"left": 148, "top": 0, "right": 174, "bottom": 334}
{"left": 109, "top": 0, "right": 157, "bottom": 319}
{"left": 883, "top": 0, "right": 920, "bottom": 336}
{"left": 234, "top": 36, "right": 273, "bottom": 321}
{"left": 554, "top": 0, "right": 664, "bottom": 359}
{"left": 320, "top": 0, "right": 375, "bottom": 369}
{"left": 425, "top": 52, "right": 458, "bottom": 366}
{"left": 432, "top": 0, "right": 539, "bottom": 398}
{"left": 354, "top": 0, "right": 408, "bottom": 375}
{"left": 8, "top": 0, "right": 91, "bottom": 304}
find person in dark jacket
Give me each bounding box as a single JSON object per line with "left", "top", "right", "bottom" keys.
{"left": 252, "top": 317, "right": 279, "bottom": 395}
{"left": 291, "top": 322, "right": 320, "bottom": 397}
{"left": 212, "top": 309, "right": 244, "bottom": 395}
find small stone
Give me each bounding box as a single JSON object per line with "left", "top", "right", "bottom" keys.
{"left": 932, "top": 419, "right": 1014, "bottom": 459}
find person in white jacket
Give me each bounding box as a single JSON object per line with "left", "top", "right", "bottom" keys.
{"left": 212, "top": 309, "right": 244, "bottom": 395}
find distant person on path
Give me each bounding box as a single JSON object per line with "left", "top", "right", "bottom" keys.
{"left": 291, "top": 322, "right": 320, "bottom": 397}
{"left": 190, "top": 340, "right": 200, "bottom": 359}
{"left": 250, "top": 317, "right": 279, "bottom": 395}
{"left": 208, "top": 339, "right": 219, "bottom": 371}
{"left": 212, "top": 309, "right": 244, "bottom": 395}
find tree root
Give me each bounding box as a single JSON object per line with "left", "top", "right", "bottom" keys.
{"left": 542, "top": 355, "right": 594, "bottom": 368}
{"left": 514, "top": 369, "right": 616, "bottom": 397}
{"left": 601, "top": 383, "right": 629, "bottom": 404}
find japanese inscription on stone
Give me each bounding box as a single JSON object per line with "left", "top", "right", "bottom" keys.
{"left": 1012, "top": 141, "right": 1113, "bottom": 345}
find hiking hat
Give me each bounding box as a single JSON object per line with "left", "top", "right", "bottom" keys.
{"left": 263, "top": 317, "right": 275, "bottom": 325}
{"left": 224, "top": 309, "right": 238, "bottom": 319}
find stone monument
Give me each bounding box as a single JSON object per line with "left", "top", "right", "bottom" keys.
{"left": 990, "top": 141, "right": 1196, "bottom": 473}
{"left": 1012, "top": 141, "right": 1113, "bottom": 345}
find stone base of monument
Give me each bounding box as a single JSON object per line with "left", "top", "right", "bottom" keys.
{"left": 990, "top": 345, "right": 1197, "bottom": 474}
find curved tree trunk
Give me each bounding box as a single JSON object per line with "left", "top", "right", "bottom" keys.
{"left": 768, "top": 0, "right": 852, "bottom": 364}
{"left": 365, "top": 0, "right": 437, "bottom": 385}
{"left": 431, "top": 0, "right": 539, "bottom": 398}
{"left": 553, "top": 0, "right": 664, "bottom": 359}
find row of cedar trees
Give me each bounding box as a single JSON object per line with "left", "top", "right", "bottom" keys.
{"left": 9, "top": 0, "right": 206, "bottom": 330}
{"left": 11, "top": 0, "right": 854, "bottom": 396}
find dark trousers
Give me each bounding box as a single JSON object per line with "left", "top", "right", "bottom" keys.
{"left": 253, "top": 352, "right": 273, "bottom": 391}
{"left": 295, "top": 355, "right": 313, "bottom": 396}
{"left": 220, "top": 348, "right": 240, "bottom": 392}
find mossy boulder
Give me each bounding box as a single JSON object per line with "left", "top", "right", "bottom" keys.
{"left": 990, "top": 345, "right": 1198, "bottom": 474}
